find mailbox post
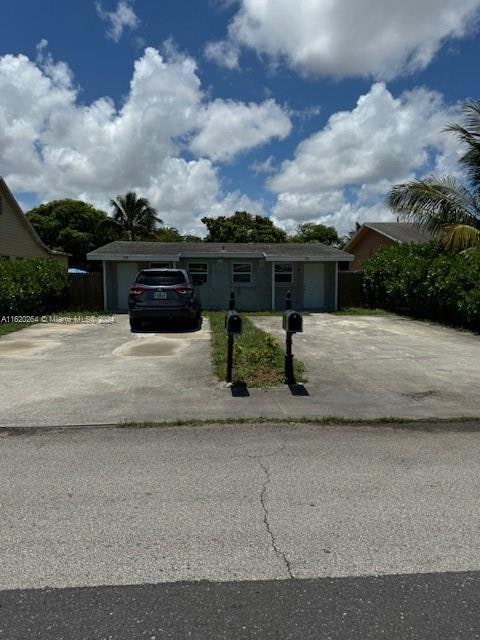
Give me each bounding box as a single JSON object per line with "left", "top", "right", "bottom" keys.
{"left": 282, "top": 291, "right": 303, "bottom": 385}
{"left": 225, "top": 292, "right": 242, "bottom": 384}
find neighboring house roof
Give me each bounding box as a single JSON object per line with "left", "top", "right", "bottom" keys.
{"left": 344, "top": 222, "right": 434, "bottom": 253}
{"left": 0, "top": 177, "right": 69, "bottom": 257}
{"left": 87, "top": 241, "right": 353, "bottom": 262}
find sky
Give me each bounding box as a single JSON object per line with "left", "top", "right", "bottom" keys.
{"left": 0, "top": 0, "right": 479, "bottom": 236}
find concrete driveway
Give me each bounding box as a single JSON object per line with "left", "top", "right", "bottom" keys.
{"left": 0, "top": 316, "right": 219, "bottom": 427}
{"left": 252, "top": 313, "right": 480, "bottom": 419}
{"left": 1, "top": 313, "right": 479, "bottom": 427}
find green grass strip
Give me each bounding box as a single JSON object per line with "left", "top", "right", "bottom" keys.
{"left": 119, "top": 416, "right": 480, "bottom": 430}
{"left": 0, "top": 322, "right": 34, "bottom": 337}
{"left": 205, "top": 311, "right": 306, "bottom": 388}
{"left": 333, "top": 307, "right": 393, "bottom": 316}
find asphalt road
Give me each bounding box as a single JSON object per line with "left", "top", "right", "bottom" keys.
{"left": 2, "top": 422, "right": 480, "bottom": 637}
{"left": 2, "top": 571, "right": 480, "bottom": 639}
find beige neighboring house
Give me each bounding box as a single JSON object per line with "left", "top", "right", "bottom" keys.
{"left": 344, "top": 222, "right": 434, "bottom": 271}
{"left": 0, "top": 177, "right": 68, "bottom": 267}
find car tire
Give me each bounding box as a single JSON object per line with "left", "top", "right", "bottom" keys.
{"left": 130, "top": 318, "right": 142, "bottom": 332}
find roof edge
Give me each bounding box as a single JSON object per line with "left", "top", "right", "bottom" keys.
{"left": 0, "top": 177, "right": 69, "bottom": 257}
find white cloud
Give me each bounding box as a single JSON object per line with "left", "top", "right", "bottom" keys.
{"left": 204, "top": 40, "right": 240, "bottom": 70}
{"left": 190, "top": 99, "right": 291, "bottom": 162}
{"left": 0, "top": 46, "right": 281, "bottom": 234}
{"left": 250, "top": 155, "right": 276, "bottom": 175}
{"left": 208, "top": 0, "right": 480, "bottom": 79}
{"left": 96, "top": 0, "right": 140, "bottom": 42}
{"left": 269, "top": 83, "right": 463, "bottom": 233}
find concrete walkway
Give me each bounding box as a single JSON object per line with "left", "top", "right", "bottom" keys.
{"left": 0, "top": 313, "right": 479, "bottom": 428}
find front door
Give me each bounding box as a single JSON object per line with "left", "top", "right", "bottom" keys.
{"left": 116, "top": 262, "right": 140, "bottom": 310}
{"left": 303, "top": 263, "right": 325, "bottom": 309}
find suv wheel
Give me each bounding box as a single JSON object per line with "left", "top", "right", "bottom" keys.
{"left": 130, "top": 318, "right": 142, "bottom": 332}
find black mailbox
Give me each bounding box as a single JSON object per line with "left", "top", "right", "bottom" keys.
{"left": 225, "top": 310, "right": 243, "bottom": 335}
{"left": 283, "top": 309, "right": 303, "bottom": 333}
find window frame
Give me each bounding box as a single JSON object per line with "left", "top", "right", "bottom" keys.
{"left": 232, "top": 261, "right": 253, "bottom": 286}
{"left": 274, "top": 261, "right": 294, "bottom": 285}
{"left": 188, "top": 262, "right": 209, "bottom": 285}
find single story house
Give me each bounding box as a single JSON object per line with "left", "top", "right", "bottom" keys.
{"left": 87, "top": 241, "right": 354, "bottom": 312}
{"left": 0, "top": 177, "right": 68, "bottom": 266}
{"left": 344, "top": 222, "right": 434, "bottom": 271}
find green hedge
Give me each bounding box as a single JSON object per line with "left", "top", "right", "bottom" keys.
{"left": 0, "top": 258, "right": 69, "bottom": 316}
{"left": 363, "top": 242, "right": 480, "bottom": 330}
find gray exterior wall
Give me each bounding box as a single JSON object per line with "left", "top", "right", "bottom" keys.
{"left": 106, "top": 257, "right": 337, "bottom": 312}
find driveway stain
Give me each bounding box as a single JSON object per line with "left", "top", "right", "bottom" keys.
{"left": 0, "top": 340, "right": 61, "bottom": 356}
{"left": 113, "top": 338, "right": 186, "bottom": 357}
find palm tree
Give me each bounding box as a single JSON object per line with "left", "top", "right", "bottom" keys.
{"left": 108, "top": 192, "right": 162, "bottom": 241}
{"left": 387, "top": 100, "right": 480, "bottom": 251}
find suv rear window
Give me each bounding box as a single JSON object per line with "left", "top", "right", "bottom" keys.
{"left": 136, "top": 270, "right": 187, "bottom": 286}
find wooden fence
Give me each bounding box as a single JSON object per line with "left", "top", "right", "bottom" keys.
{"left": 66, "top": 273, "right": 104, "bottom": 310}
{"left": 338, "top": 271, "right": 365, "bottom": 309}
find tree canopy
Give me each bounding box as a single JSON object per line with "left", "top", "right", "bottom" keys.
{"left": 27, "top": 199, "right": 117, "bottom": 268}
{"left": 289, "top": 222, "right": 342, "bottom": 245}
{"left": 388, "top": 99, "right": 480, "bottom": 251}
{"left": 108, "top": 192, "right": 163, "bottom": 241}
{"left": 201, "top": 211, "right": 287, "bottom": 243}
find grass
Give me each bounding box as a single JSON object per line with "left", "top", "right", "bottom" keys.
{"left": 120, "top": 416, "right": 480, "bottom": 430}
{"left": 205, "top": 311, "right": 306, "bottom": 388}
{"left": 334, "top": 307, "right": 393, "bottom": 316}
{"left": 0, "top": 322, "right": 34, "bottom": 337}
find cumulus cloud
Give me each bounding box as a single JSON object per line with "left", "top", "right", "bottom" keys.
{"left": 269, "top": 83, "right": 463, "bottom": 233}
{"left": 190, "top": 99, "right": 291, "bottom": 162}
{"left": 96, "top": 0, "right": 140, "bottom": 42}
{"left": 0, "top": 46, "right": 284, "bottom": 233}
{"left": 207, "top": 0, "right": 480, "bottom": 79}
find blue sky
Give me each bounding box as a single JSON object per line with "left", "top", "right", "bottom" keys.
{"left": 1, "top": 0, "right": 479, "bottom": 235}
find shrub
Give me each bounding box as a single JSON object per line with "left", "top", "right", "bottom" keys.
{"left": 0, "top": 258, "right": 69, "bottom": 316}
{"left": 363, "top": 242, "right": 480, "bottom": 330}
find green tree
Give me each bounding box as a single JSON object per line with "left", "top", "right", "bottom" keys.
{"left": 27, "top": 199, "right": 117, "bottom": 268}
{"left": 108, "top": 192, "right": 162, "bottom": 241}
{"left": 387, "top": 100, "right": 480, "bottom": 251}
{"left": 155, "top": 226, "right": 183, "bottom": 242}
{"left": 201, "top": 211, "right": 287, "bottom": 243}
{"left": 289, "top": 222, "right": 341, "bottom": 245}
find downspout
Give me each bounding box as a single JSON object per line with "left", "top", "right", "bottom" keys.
{"left": 334, "top": 261, "right": 339, "bottom": 311}
{"left": 102, "top": 260, "right": 108, "bottom": 312}
{"left": 271, "top": 261, "right": 275, "bottom": 311}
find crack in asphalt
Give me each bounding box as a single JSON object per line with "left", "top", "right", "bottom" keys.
{"left": 259, "top": 460, "right": 294, "bottom": 580}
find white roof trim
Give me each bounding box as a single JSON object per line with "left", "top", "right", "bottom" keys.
{"left": 264, "top": 254, "right": 353, "bottom": 262}
{"left": 88, "top": 253, "right": 182, "bottom": 261}
{"left": 88, "top": 250, "right": 353, "bottom": 262}
{"left": 364, "top": 224, "right": 402, "bottom": 243}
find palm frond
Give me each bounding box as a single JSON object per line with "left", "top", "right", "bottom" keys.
{"left": 387, "top": 176, "right": 480, "bottom": 237}
{"left": 442, "top": 224, "right": 480, "bottom": 251}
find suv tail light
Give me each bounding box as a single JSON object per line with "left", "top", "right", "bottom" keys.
{"left": 174, "top": 285, "right": 193, "bottom": 295}
{"left": 129, "top": 285, "right": 145, "bottom": 295}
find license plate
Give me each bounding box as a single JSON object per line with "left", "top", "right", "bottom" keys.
{"left": 154, "top": 291, "right": 168, "bottom": 299}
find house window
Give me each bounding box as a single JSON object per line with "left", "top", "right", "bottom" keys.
{"left": 232, "top": 262, "right": 252, "bottom": 284}
{"left": 275, "top": 262, "right": 293, "bottom": 284}
{"left": 150, "top": 262, "right": 172, "bottom": 268}
{"left": 0, "top": 195, "right": 3, "bottom": 215}
{"left": 188, "top": 262, "right": 208, "bottom": 285}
